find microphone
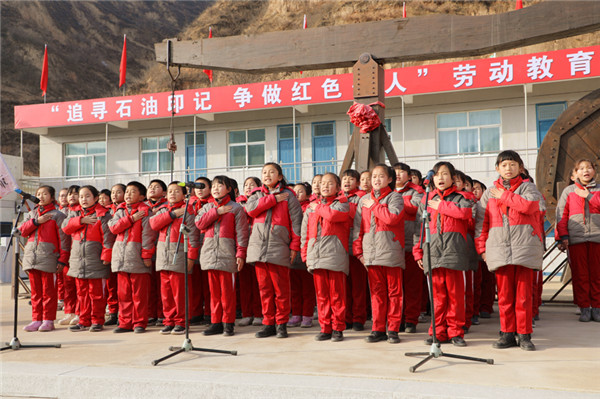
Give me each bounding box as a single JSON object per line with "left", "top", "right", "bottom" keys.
{"left": 178, "top": 181, "right": 206, "bottom": 189}
{"left": 422, "top": 170, "right": 435, "bottom": 186}
{"left": 15, "top": 189, "right": 40, "bottom": 204}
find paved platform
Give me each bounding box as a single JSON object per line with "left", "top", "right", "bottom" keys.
{"left": 1, "top": 282, "right": 599, "bottom": 398}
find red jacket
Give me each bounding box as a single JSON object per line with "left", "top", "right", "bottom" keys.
{"left": 18, "top": 202, "right": 70, "bottom": 273}
{"left": 555, "top": 180, "right": 600, "bottom": 244}
{"left": 343, "top": 188, "right": 366, "bottom": 256}
{"left": 62, "top": 203, "right": 115, "bottom": 279}
{"left": 108, "top": 201, "right": 156, "bottom": 274}
{"left": 396, "top": 182, "right": 425, "bottom": 252}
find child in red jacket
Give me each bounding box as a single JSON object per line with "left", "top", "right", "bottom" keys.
{"left": 150, "top": 182, "right": 200, "bottom": 335}
{"left": 104, "top": 183, "right": 126, "bottom": 326}
{"left": 19, "top": 186, "right": 70, "bottom": 332}
{"left": 146, "top": 179, "right": 168, "bottom": 326}
{"left": 62, "top": 185, "right": 115, "bottom": 332}
{"left": 57, "top": 185, "right": 80, "bottom": 326}
{"left": 108, "top": 181, "right": 156, "bottom": 333}
{"left": 556, "top": 158, "right": 600, "bottom": 322}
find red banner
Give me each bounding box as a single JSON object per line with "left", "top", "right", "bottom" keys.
{"left": 15, "top": 45, "right": 599, "bottom": 130}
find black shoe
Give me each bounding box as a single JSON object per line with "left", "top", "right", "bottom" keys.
{"left": 148, "top": 318, "right": 158, "bottom": 325}
{"left": 492, "top": 331, "right": 517, "bottom": 349}
{"left": 345, "top": 322, "right": 353, "bottom": 330}
{"left": 113, "top": 327, "right": 133, "bottom": 333}
{"left": 352, "top": 322, "right": 364, "bottom": 331}
{"left": 105, "top": 313, "right": 118, "bottom": 326}
{"left": 255, "top": 324, "right": 276, "bottom": 338}
{"left": 223, "top": 323, "right": 235, "bottom": 336}
{"left": 203, "top": 323, "right": 224, "bottom": 336}
{"left": 479, "top": 311, "right": 491, "bottom": 319}
{"left": 399, "top": 322, "right": 405, "bottom": 333}
{"left": 451, "top": 336, "right": 467, "bottom": 347}
{"left": 517, "top": 333, "right": 536, "bottom": 351}
{"left": 462, "top": 326, "right": 469, "bottom": 334}
{"left": 276, "top": 323, "right": 288, "bottom": 338}
{"left": 160, "top": 325, "right": 174, "bottom": 335}
{"left": 579, "top": 307, "right": 592, "bottom": 322}
{"left": 134, "top": 327, "right": 145, "bottom": 334}
{"left": 365, "top": 331, "right": 388, "bottom": 343}
{"left": 471, "top": 315, "right": 480, "bottom": 325}
{"left": 89, "top": 324, "right": 103, "bottom": 332}
{"left": 404, "top": 323, "right": 417, "bottom": 334}
{"left": 172, "top": 325, "right": 186, "bottom": 335}
{"left": 315, "top": 332, "right": 332, "bottom": 341}
{"left": 69, "top": 323, "right": 87, "bottom": 332}
{"left": 189, "top": 315, "right": 205, "bottom": 325}
{"left": 332, "top": 330, "right": 344, "bottom": 342}
{"left": 387, "top": 331, "right": 400, "bottom": 344}
{"left": 155, "top": 318, "right": 164, "bottom": 327}
{"left": 424, "top": 336, "right": 449, "bottom": 345}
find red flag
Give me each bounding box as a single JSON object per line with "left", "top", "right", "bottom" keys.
{"left": 119, "top": 34, "right": 127, "bottom": 88}
{"left": 40, "top": 44, "right": 48, "bottom": 97}
{"left": 203, "top": 27, "right": 213, "bottom": 83}
{"left": 515, "top": 0, "right": 523, "bottom": 10}
{"left": 402, "top": 2, "right": 407, "bottom": 18}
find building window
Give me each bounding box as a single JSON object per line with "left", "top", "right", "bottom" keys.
{"left": 228, "top": 128, "right": 265, "bottom": 167}
{"left": 312, "top": 121, "right": 336, "bottom": 175}
{"left": 185, "top": 131, "right": 207, "bottom": 181}
{"left": 141, "top": 135, "right": 172, "bottom": 173}
{"left": 65, "top": 141, "right": 106, "bottom": 177}
{"left": 437, "top": 110, "right": 501, "bottom": 155}
{"left": 536, "top": 102, "right": 566, "bottom": 147}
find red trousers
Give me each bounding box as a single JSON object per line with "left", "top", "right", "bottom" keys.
{"left": 56, "top": 269, "right": 64, "bottom": 300}
{"left": 104, "top": 272, "right": 119, "bottom": 314}
{"left": 464, "top": 270, "right": 474, "bottom": 329}
{"left": 117, "top": 272, "right": 150, "bottom": 329}
{"left": 290, "top": 268, "right": 316, "bottom": 317}
{"left": 208, "top": 269, "right": 236, "bottom": 324}
{"left": 76, "top": 278, "right": 106, "bottom": 326}
{"left": 402, "top": 252, "right": 424, "bottom": 325}
{"left": 532, "top": 270, "right": 543, "bottom": 317}
{"left": 345, "top": 256, "right": 368, "bottom": 324}
{"left": 148, "top": 261, "right": 163, "bottom": 319}
{"left": 495, "top": 265, "right": 533, "bottom": 334}
{"left": 429, "top": 268, "right": 465, "bottom": 341}
{"left": 255, "top": 262, "right": 291, "bottom": 325}
{"left": 568, "top": 242, "right": 600, "bottom": 308}
{"left": 368, "top": 265, "right": 403, "bottom": 332}
{"left": 160, "top": 270, "right": 189, "bottom": 326}
{"left": 479, "top": 261, "right": 496, "bottom": 314}
{"left": 28, "top": 269, "right": 57, "bottom": 321}
{"left": 238, "top": 263, "right": 263, "bottom": 318}
{"left": 62, "top": 266, "right": 78, "bottom": 314}
{"left": 313, "top": 269, "right": 346, "bottom": 333}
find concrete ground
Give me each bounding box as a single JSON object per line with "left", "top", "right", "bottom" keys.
{"left": 1, "top": 282, "right": 599, "bottom": 399}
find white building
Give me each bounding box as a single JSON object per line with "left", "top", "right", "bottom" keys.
{"left": 15, "top": 45, "right": 600, "bottom": 193}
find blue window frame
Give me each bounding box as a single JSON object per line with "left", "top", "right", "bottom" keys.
{"left": 312, "top": 121, "right": 336, "bottom": 175}
{"left": 277, "top": 124, "right": 301, "bottom": 183}
{"left": 185, "top": 131, "right": 206, "bottom": 181}
{"left": 536, "top": 102, "right": 567, "bottom": 147}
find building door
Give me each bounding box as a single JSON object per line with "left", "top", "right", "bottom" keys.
{"left": 536, "top": 102, "right": 567, "bottom": 147}
{"left": 185, "top": 131, "right": 206, "bottom": 181}
{"left": 312, "top": 121, "right": 336, "bottom": 175}
{"left": 277, "top": 124, "right": 301, "bottom": 183}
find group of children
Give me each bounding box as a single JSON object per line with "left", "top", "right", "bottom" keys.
{"left": 18, "top": 150, "right": 599, "bottom": 352}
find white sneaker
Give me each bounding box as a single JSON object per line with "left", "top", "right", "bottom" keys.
{"left": 69, "top": 315, "right": 80, "bottom": 325}
{"left": 238, "top": 317, "right": 253, "bottom": 327}
{"left": 58, "top": 313, "right": 75, "bottom": 325}
{"left": 252, "top": 317, "right": 263, "bottom": 326}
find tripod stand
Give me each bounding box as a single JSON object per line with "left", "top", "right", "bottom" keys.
{"left": 1, "top": 196, "right": 61, "bottom": 351}
{"left": 405, "top": 184, "right": 492, "bottom": 372}
{"left": 152, "top": 191, "right": 237, "bottom": 366}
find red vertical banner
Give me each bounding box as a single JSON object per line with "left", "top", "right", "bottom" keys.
{"left": 203, "top": 27, "right": 213, "bottom": 83}
{"left": 40, "top": 44, "right": 48, "bottom": 97}
{"left": 119, "top": 34, "right": 127, "bottom": 88}
{"left": 403, "top": 2, "right": 407, "bottom": 18}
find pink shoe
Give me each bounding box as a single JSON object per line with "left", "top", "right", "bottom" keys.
{"left": 38, "top": 320, "right": 55, "bottom": 332}
{"left": 300, "top": 316, "right": 313, "bottom": 328}
{"left": 23, "top": 321, "right": 42, "bottom": 332}
{"left": 287, "top": 315, "right": 302, "bottom": 327}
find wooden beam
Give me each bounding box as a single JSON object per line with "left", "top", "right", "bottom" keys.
{"left": 155, "top": 1, "right": 600, "bottom": 73}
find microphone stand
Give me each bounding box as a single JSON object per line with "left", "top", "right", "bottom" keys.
{"left": 152, "top": 191, "right": 237, "bottom": 366}
{"left": 1, "top": 197, "right": 61, "bottom": 351}
{"left": 404, "top": 184, "right": 492, "bottom": 372}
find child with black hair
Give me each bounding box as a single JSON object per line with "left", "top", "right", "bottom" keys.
{"left": 392, "top": 162, "right": 425, "bottom": 334}
{"left": 359, "top": 170, "right": 372, "bottom": 193}
{"left": 146, "top": 179, "right": 168, "bottom": 326}
{"left": 57, "top": 185, "right": 80, "bottom": 326}
{"left": 302, "top": 172, "right": 350, "bottom": 342}
{"left": 108, "top": 181, "right": 156, "bottom": 333}
{"left": 62, "top": 185, "right": 115, "bottom": 332}
{"left": 476, "top": 150, "right": 545, "bottom": 351}
{"left": 196, "top": 176, "right": 248, "bottom": 336}
{"left": 353, "top": 164, "right": 405, "bottom": 344}
{"left": 340, "top": 169, "right": 368, "bottom": 331}
{"left": 150, "top": 182, "right": 201, "bottom": 335}
{"left": 56, "top": 188, "right": 69, "bottom": 312}
{"left": 246, "top": 162, "right": 303, "bottom": 339}
{"left": 104, "top": 183, "right": 126, "bottom": 326}
{"left": 472, "top": 180, "right": 495, "bottom": 320}
{"left": 236, "top": 176, "right": 263, "bottom": 327}
{"left": 310, "top": 174, "right": 323, "bottom": 202}
{"left": 19, "top": 186, "right": 70, "bottom": 332}
{"left": 414, "top": 162, "right": 473, "bottom": 347}
{"left": 99, "top": 189, "right": 112, "bottom": 208}
{"left": 289, "top": 182, "right": 316, "bottom": 328}
{"left": 409, "top": 169, "right": 423, "bottom": 189}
